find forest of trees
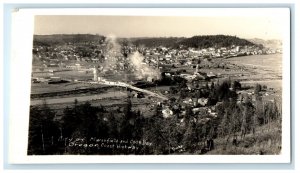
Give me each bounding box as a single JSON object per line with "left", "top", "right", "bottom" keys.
{"left": 179, "top": 35, "right": 256, "bottom": 48}
{"left": 33, "top": 34, "right": 257, "bottom": 49}
{"left": 119, "top": 35, "right": 256, "bottom": 49}
{"left": 128, "top": 37, "right": 185, "bottom": 48}
{"left": 27, "top": 81, "right": 281, "bottom": 155}
{"left": 33, "top": 34, "right": 106, "bottom": 46}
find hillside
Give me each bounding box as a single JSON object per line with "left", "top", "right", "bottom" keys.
{"left": 33, "top": 34, "right": 106, "bottom": 46}
{"left": 179, "top": 35, "right": 256, "bottom": 48}
{"left": 247, "top": 38, "right": 282, "bottom": 49}
{"left": 204, "top": 120, "right": 281, "bottom": 155}
{"left": 34, "top": 34, "right": 257, "bottom": 49}
{"left": 129, "top": 35, "right": 256, "bottom": 48}
{"left": 128, "top": 37, "right": 185, "bottom": 48}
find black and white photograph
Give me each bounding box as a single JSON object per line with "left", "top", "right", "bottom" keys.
{"left": 8, "top": 8, "right": 289, "bottom": 162}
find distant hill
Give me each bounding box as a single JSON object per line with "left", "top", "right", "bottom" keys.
{"left": 33, "top": 34, "right": 257, "bottom": 49}
{"left": 247, "top": 38, "right": 282, "bottom": 49}
{"left": 129, "top": 35, "right": 256, "bottom": 48}
{"left": 178, "top": 35, "right": 256, "bottom": 48}
{"left": 33, "top": 34, "right": 105, "bottom": 46}
{"left": 128, "top": 37, "right": 185, "bottom": 48}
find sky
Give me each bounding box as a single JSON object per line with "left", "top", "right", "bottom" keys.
{"left": 34, "top": 15, "right": 286, "bottom": 40}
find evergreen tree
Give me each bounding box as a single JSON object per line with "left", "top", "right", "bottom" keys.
{"left": 182, "top": 120, "right": 198, "bottom": 152}
{"left": 28, "top": 103, "right": 60, "bottom": 155}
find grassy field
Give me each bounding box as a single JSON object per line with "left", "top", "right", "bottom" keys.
{"left": 30, "top": 82, "right": 109, "bottom": 94}
{"left": 241, "top": 80, "right": 282, "bottom": 90}
{"left": 30, "top": 91, "right": 128, "bottom": 105}
{"left": 205, "top": 120, "right": 282, "bottom": 155}
{"left": 32, "top": 70, "right": 93, "bottom": 80}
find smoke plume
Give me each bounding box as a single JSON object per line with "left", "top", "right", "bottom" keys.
{"left": 102, "top": 34, "right": 121, "bottom": 72}
{"left": 129, "top": 51, "right": 161, "bottom": 80}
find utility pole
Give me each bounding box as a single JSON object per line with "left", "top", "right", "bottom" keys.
{"left": 168, "top": 127, "right": 171, "bottom": 154}
{"left": 60, "top": 127, "right": 63, "bottom": 140}
{"left": 41, "top": 125, "right": 45, "bottom": 153}
{"left": 64, "top": 138, "right": 67, "bottom": 154}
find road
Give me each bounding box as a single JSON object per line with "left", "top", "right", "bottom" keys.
{"left": 83, "top": 80, "right": 168, "bottom": 100}
{"left": 31, "top": 80, "right": 168, "bottom": 105}
{"left": 30, "top": 91, "right": 127, "bottom": 105}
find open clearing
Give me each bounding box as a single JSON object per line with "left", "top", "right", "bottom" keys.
{"left": 30, "top": 91, "right": 127, "bottom": 105}
{"left": 241, "top": 79, "right": 282, "bottom": 90}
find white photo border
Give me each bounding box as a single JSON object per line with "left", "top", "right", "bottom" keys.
{"left": 7, "top": 7, "right": 291, "bottom": 164}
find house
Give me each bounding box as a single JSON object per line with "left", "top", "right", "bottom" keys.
{"left": 147, "top": 77, "right": 154, "bottom": 82}
{"left": 207, "top": 72, "right": 217, "bottom": 79}
{"left": 162, "top": 107, "right": 174, "bottom": 118}
{"left": 48, "top": 63, "right": 59, "bottom": 68}
{"left": 192, "top": 107, "right": 204, "bottom": 114}
{"left": 198, "top": 98, "right": 208, "bottom": 106}
{"left": 91, "top": 58, "right": 99, "bottom": 63}
{"left": 165, "top": 54, "right": 172, "bottom": 59}
{"left": 198, "top": 117, "right": 211, "bottom": 124}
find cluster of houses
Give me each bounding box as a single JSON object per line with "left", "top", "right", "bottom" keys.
{"left": 158, "top": 97, "right": 218, "bottom": 127}
{"left": 32, "top": 39, "right": 281, "bottom": 74}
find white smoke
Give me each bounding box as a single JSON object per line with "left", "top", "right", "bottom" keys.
{"left": 102, "top": 34, "right": 121, "bottom": 72}
{"left": 100, "top": 35, "right": 160, "bottom": 81}
{"left": 129, "top": 51, "right": 161, "bottom": 80}
{"left": 106, "top": 34, "right": 121, "bottom": 51}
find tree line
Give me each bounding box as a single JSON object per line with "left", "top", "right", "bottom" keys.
{"left": 33, "top": 34, "right": 257, "bottom": 49}
{"left": 28, "top": 82, "right": 281, "bottom": 155}
{"left": 179, "top": 35, "right": 256, "bottom": 48}
{"left": 33, "top": 34, "right": 105, "bottom": 46}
